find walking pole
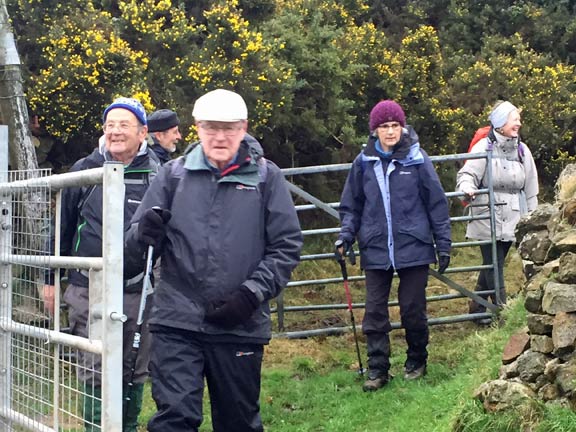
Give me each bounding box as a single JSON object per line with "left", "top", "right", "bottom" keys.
{"left": 124, "top": 245, "right": 154, "bottom": 409}
{"left": 335, "top": 242, "right": 365, "bottom": 376}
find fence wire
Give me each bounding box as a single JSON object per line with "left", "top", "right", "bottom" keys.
{"left": 0, "top": 169, "right": 100, "bottom": 432}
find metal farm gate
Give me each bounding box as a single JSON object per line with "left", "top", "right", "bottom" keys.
{"left": 273, "top": 150, "right": 502, "bottom": 338}
{"left": 0, "top": 126, "right": 125, "bottom": 432}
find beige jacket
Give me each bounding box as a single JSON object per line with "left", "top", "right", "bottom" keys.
{"left": 456, "top": 132, "right": 539, "bottom": 242}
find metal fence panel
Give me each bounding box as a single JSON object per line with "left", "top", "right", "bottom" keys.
{"left": 0, "top": 131, "right": 124, "bottom": 432}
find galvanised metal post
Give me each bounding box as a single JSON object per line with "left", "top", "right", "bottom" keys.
{"left": 0, "top": 125, "right": 12, "bottom": 430}
{"left": 100, "top": 162, "right": 125, "bottom": 432}
{"left": 485, "top": 147, "right": 502, "bottom": 311}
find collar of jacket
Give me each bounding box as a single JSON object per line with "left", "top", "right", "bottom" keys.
{"left": 493, "top": 129, "right": 521, "bottom": 149}
{"left": 183, "top": 139, "right": 261, "bottom": 186}
{"left": 86, "top": 146, "right": 154, "bottom": 171}
{"left": 150, "top": 142, "right": 171, "bottom": 163}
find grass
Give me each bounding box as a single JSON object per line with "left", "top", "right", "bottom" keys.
{"left": 135, "top": 228, "right": 576, "bottom": 431}
{"left": 137, "top": 296, "right": 576, "bottom": 431}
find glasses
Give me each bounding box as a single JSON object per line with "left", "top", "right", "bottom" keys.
{"left": 199, "top": 123, "right": 243, "bottom": 136}
{"left": 377, "top": 123, "right": 401, "bottom": 132}
{"left": 103, "top": 122, "right": 139, "bottom": 133}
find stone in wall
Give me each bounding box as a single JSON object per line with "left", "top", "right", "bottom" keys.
{"left": 474, "top": 379, "right": 537, "bottom": 412}
{"left": 531, "top": 335, "right": 554, "bottom": 354}
{"left": 517, "top": 230, "right": 552, "bottom": 265}
{"left": 542, "top": 282, "right": 576, "bottom": 315}
{"left": 546, "top": 229, "right": 576, "bottom": 261}
{"left": 552, "top": 312, "right": 576, "bottom": 359}
{"left": 557, "top": 252, "right": 576, "bottom": 284}
{"left": 526, "top": 313, "right": 554, "bottom": 335}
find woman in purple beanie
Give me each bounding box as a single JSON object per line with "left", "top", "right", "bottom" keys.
{"left": 336, "top": 100, "right": 452, "bottom": 391}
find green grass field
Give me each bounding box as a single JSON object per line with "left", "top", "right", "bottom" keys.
{"left": 137, "top": 296, "right": 576, "bottom": 431}
{"left": 135, "top": 225, "right": 576, "bottom": 431}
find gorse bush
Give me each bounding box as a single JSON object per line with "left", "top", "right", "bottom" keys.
{"left": 7, "top": 0, "right": 576, "bottom": 191}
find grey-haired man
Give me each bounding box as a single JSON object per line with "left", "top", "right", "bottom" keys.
{"left": 43, "top": 97, "right": 157, "bottom": 432}
{"left": 147, "top": 109, "right": 181, "bottom": 164}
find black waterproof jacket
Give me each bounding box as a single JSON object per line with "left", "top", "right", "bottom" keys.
{"left": 149, "top": 134, "right": 172, "bottom": 165}
{"left": 125, "top": 136, "right": 302, "bottom": 343}
{"left": 53, "top": 142, "right": 158, "bottom": 289}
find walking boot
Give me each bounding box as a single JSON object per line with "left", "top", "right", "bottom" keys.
{"left": 83, "top": 384, "right": 101, "bottom": 432}
{"left": 362, "top": 369, "right": 390, "bottom": 392}
{"left": 404, "top": 327, "right": 428, "bottom": 380}
{"left": 123, "top": 383, "right": 144, "bottom": 432}
{"left": 404, "top": 359, "right": 427, "bottom": 380}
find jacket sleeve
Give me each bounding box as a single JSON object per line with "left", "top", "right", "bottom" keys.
{"left": 521, "top": 143, "right": 539, "bottom": 212}
{"left": 456, "top": 139, "right": 488, "bottom": 193}
{"left": 124, "top": 162, "right": 174, "bottom": 278}
{"left": 242, "top": 163, "right": 303, "bottom": 302}
{"left": 338, "top": 155, "right": 365, "bottom": 243}
{"left": 420, "top": 156, "right": 452, "bottom": 254}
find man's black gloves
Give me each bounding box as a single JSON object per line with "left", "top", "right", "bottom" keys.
{"left": 205, "top": 286, "right": 260, "bottom": 328}
{"left": 334, "top": 239, "right": 352, "bottom": 261}
{"left": 138, "top": 207, "right": 172, "bottom": 247}
{"left": 437, "top": 252, "right": 450, "bottom": 274}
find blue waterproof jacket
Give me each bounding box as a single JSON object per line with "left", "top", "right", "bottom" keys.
{"left": 125, "top": 135, "right": 302, "bottom": 343}
{"left": 338, "top": 126, "right": 451, "bottom": 270}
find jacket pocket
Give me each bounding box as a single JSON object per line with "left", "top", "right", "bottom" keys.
{"left": 398, "top": 227, "right": 433, "bottom": 245}
{"left": 358, "top": 224, "right": 384, "bottom": 248}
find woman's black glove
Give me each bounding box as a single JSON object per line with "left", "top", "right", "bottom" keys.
{"left": 138, "top": 207, "right": 172, "bottom": 247}
{"left": 334, "top": 239, "right": 352, "bottom": 261}
{"left": 205, "top": 286, "right": 260, "bottom": 328}
{"left": 437, "top": 253, "right": 450, "bottom": 274}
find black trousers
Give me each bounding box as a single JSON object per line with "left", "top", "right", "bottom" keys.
{"left": 469, "top": 241, "right": 512, "bottom": 314}
{"left": 147, "top": 326, "right": 264, "bottom": 432}
{"left": 363, "top": 265, "right": 430, "bottom": 370}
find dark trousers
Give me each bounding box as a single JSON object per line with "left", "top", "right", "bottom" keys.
{"left": 362, "top": 265, "right": 430, "bottom": 371}
{"left": 469, "top": 241, "right": 512, "bottom": 314}
{"left": 64, "top": 284, "right": 152, "bottom": 385}
{"left": 147, "top": 326, "right": 264, "bottom": 432}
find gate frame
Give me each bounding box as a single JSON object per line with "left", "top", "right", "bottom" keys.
{"left": 275, "top": 150, "right": 502, "bottom": 338}
{"left": 0, "top": 126, "right": 125, "bottom": 431}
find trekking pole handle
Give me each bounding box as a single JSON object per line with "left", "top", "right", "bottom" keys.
{"left": 348, "top": 247, "right": 356, "bottom": 266}
{"left": 136, "top": 245, "right": 155, "bottom": 327}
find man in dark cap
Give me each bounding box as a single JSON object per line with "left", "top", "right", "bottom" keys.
{"left": 147, "top": 109, "right": 181, "bottom": 164}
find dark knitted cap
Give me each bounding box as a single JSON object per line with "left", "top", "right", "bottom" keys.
{"left": 369, "top": 100, "right": 406, "bottom": 131}
{"left": 148, "top": 109, "right": 180, "bottom": 132}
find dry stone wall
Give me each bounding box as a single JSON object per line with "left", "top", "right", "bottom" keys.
{"left": 474, "top": 164, "right": 576, "bottom": 412}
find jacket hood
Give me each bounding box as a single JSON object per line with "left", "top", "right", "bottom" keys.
{"left": 243, "top": 133, "right": 264, "bottom": 158}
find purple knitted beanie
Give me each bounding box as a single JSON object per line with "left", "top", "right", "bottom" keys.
{"left": 369, "top": 100, "right": 406, "bottom": 131}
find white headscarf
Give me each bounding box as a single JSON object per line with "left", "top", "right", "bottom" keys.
{"left": 489, "top": 101, "right": 518, "bottom": 129}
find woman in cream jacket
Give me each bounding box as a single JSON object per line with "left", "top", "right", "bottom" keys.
{"left": 457, "top": 101, "right": 539, "bottom": 323}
